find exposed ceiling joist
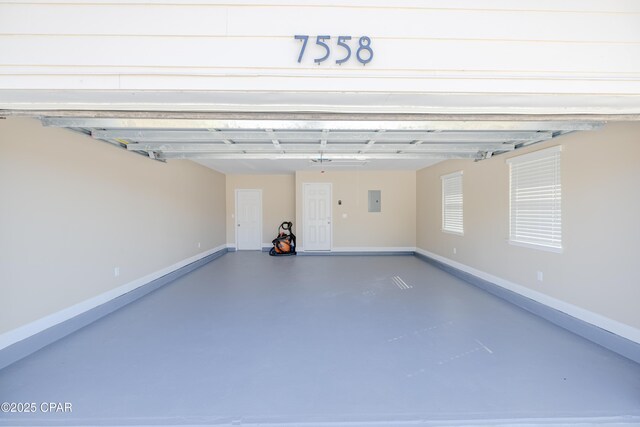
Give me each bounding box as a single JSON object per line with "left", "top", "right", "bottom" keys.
{"left": 91, "top": 129, "right": 553, "bottom": 143}
{"left": 209, "top": 129, "right": 234, "bottom": 145}
{"left": 265, "top": 128, "right": 280, "bottom": 148}
{"left": 5, "top": 109, "right": 633, "bottom": 121}
{"left": 43, "top": 118, "right": 602, "bottom": 132}
{"left": 126, "top": 142, "right": 515, "bottom": 153}
{"left": 160, "top": 152, "right": 482, "bottom": 160}
{"left": 35, "top": 115, "right": 604, "bottom": 165}
{"left": 320, "top": 129, "right": 329, "bottom": 148}
{"left": 367, "top": 130, "right": 385, "bottom": 146}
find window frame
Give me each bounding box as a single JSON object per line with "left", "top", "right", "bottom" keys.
{"left": 507, "top": 145, "right": 563, "bottom": 253}
{"left": 441, "top": 170, "right": 464, "bottom": 236}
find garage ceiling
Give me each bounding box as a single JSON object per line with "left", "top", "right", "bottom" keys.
{"left": 39, "top": 115, "right": 604, "bottom": 173}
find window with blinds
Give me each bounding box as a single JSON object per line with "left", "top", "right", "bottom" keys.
{"left": 508, "top": 146, "right": 562, "bottom": 252}
{"left": 441, "top": 171, "right": 463, "bottom": 235}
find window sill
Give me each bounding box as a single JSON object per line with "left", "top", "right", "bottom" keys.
{"left": 508, "top": 239, "right": 563, "bottom": 254}
{"left": 442, "top": 229, "right": 464, "bottom": 237}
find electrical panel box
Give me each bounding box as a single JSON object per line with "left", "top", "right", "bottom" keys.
{"left": 368, "top": 190, "right": 381, "bottom": 212}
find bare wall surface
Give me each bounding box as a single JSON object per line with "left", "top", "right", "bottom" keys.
{"left": 225, "top": 174, "right": 295, "bottom": 246}
{"left": 296, "top": 170, "right": 416, "bottom": 249}
{"left": 0, "top": 118, "right": 226, "bottom": 334}
{"left": 416, "top": 122, "right": 640, "bottom": 331}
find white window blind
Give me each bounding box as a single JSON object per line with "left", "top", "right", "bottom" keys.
{"left": 441, "top": 171, "right": 463, "bottom": 235}
{"left": 508, "top": 146, "right": 562, "bottom": 251}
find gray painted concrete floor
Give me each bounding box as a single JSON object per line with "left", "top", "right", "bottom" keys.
{"left": 1, "top": 252, "right": 639, "bottom": 426}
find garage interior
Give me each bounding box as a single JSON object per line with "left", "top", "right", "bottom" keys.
{"left": 2, "top": 1, "right": 640, "bottom": 426}
{"left": 1, "top": 113, "right": 639, "bottom": 426}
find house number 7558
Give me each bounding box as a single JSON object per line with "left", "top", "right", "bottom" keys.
{"left": 294, "top": 35, "right": 374, "bottom": 65}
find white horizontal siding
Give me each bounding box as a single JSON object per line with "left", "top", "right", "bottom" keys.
{"left": 0, "top": 4, "right": 229, "bottom": 36}
{"left": 0, "top": 0, "right": 639, "bottom": 112}
{"left": 1, "top": 0, "right": 639, "bottom": 13}
{"left": 2, "top": 37, "right": 639, "bottom": 74}
{"left": 1, "top": 4, "right": 639, "bottom": 42}
{"left": 3, "top": 72, "right": 640, "bottom": 95}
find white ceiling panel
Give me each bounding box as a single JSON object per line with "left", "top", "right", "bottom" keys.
{"left": 31, "top": 114, "right": 605, "bottom": 173}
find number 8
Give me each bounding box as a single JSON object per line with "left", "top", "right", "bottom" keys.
{"left": 356, "top": 36, "right": 373, "bottom": 65}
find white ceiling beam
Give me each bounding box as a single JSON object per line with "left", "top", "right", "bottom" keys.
{"left": 320, "top": 129, "right": 329, "bottom": 148}
{"left": 91, "top": 129, "right": 553, "bottom": 143}
{"left": 367, "top": 130, "right": 385, "bottom": 146}
{"left": 359, "top": 129, "right": 386, "bottom": 154}
{"left": 126, "top": 142, "right": 515, "bottom": 153}
{"left": 46, "top": 118, "right": 603, "bottom": 132}
{"left": 208, "top": 129, "right": 234, "bottom": 145}
{"left": 265, "top": 128, "right": 281, "bottom": 149}
{"left": 13, "top": 110, "right": 632, "bottom": 122}
{"left": 159, "top": 152, "right": 481, "bottom": 160}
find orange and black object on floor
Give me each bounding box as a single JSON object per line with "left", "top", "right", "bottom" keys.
{"left": 269, "top": 221, "right": 296, "bottom": 256}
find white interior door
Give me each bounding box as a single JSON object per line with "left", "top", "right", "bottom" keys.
{"left": 303, "top": 183, "right": 332, "bottom": 251}
{"left": 236, "top": 189, "right": 262, "bottom": 250}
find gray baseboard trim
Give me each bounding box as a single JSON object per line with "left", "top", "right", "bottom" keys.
{"left": 414, "top": 251, "right": 640, "bottom": 365}
{"left": 298, "top": 251, "right": 414, "bottom": 256}
{"left": 0, "top": 248, "right": 228, "bottom": 371}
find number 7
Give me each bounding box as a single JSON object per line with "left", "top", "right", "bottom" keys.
{"left": 294, "top": 35, "right": 309, "bottom": 63}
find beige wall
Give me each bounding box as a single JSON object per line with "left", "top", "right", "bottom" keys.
{"left": 0, "top": 118, "right": 226, "bottom": 334}
{"left": 295, "top": 170, "right": 416, "bottom": 249}
{"left": 416, "top": 122, "right": 640, "bottom": 330}
{"left": 225, "top": 174, "right": 295, "bottom": 246}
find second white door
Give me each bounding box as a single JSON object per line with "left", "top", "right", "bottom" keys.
{"left": 236, "top": 189, "right": 262, "bottom": 250}
{"left": 303, "top": 183, "right": 332, "bottom": 251}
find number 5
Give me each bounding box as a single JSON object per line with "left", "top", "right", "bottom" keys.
{"left": 335, "top": 36, "right": 352, "bottom": 65}
{"left": 314, "top": 35, "right": 331, "bottom": 64}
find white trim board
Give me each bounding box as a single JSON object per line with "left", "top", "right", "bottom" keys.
{"left": 0, "top": 244, "right": 228, "bottom": 352}
{"left": 415, "top": 247, "right": 640, "bottom": 345}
